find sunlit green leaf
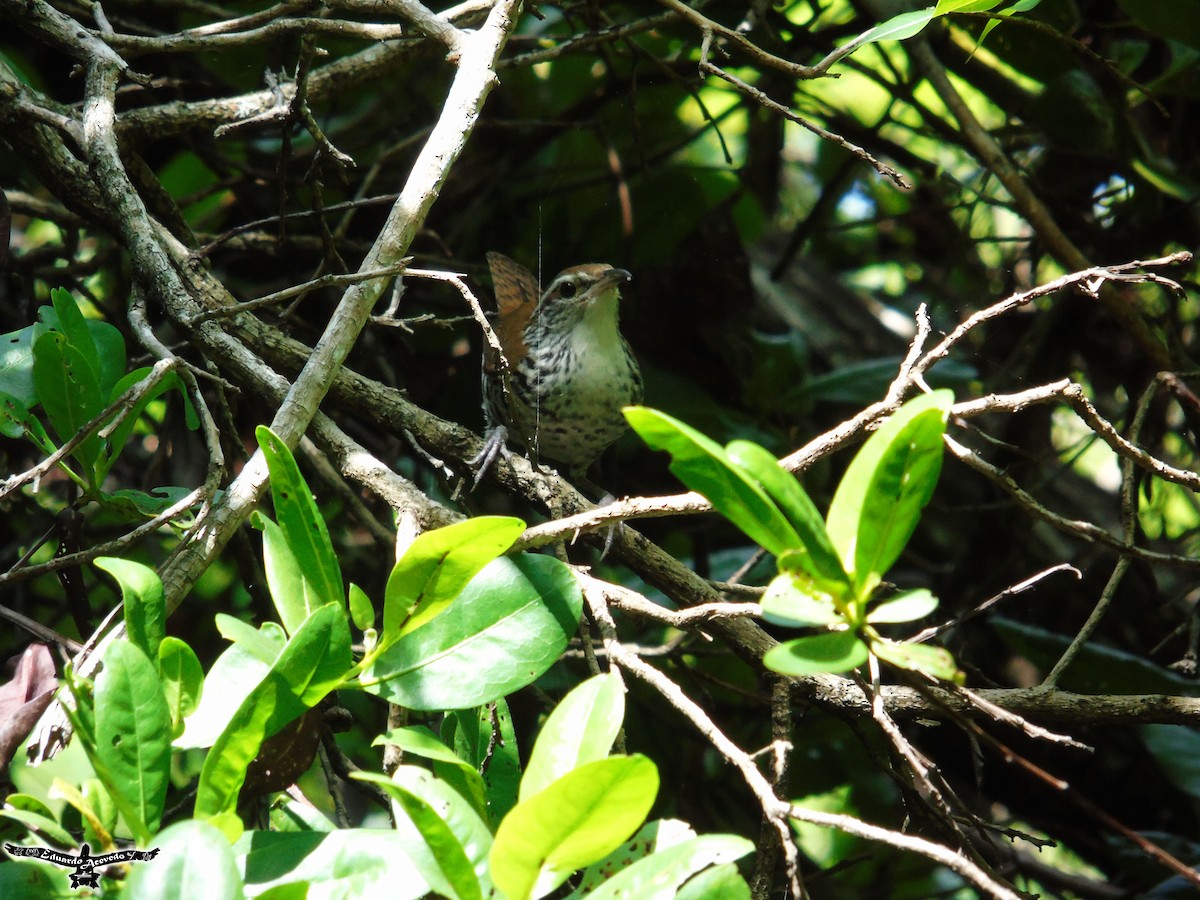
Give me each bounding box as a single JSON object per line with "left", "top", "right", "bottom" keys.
{"left": 257, "top": 425, "right": 344, "bottom": 609}
{"left": 866, "top": 589, "right": 939, "bottom": 624}
{"left": 763, "top": 631, "right": 870, "bottom": 676}
{"left": 362, "top": 554, "right": 582, "bottom": 710}
{"left": 491, "top": 755, "right": 659, "bottom": 900}
{"left": 760, "top": 572, "right": 843, "bottom": 628}
{"left": 625, "top": 407, "right": 800, "bottom": 556}
{"left": 870, "top": 638, "right": 960, "bottom": 681}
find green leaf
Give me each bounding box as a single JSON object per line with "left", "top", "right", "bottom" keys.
{"left": 195, "top": 603, "right": 351, "bottom": 820}
{"left": 175, "top": 643, "right": 270, "bottom": 750}
{"left": 978, "top": 0, "right": 1043, "bottom": 44}
{"left": 125, "top": 820, "right": 244, "bottom": 899}
{"left": 257, "top": 512, "right": 321, "bottom": 636}
{"left": 96, "top": 367, "right": 190, "bottom": 482}
{"left": 385, "top": 516, "right": 526, "bottom": 639}
{"left": 676, "top": 862, "right": 751, "bottom": 900}
{"left": 584, "top": 834, "right": 754, "bottom": 900}
{"left": 349, "top": 581, "right": 375, "bottom": 632}
{"left": 355, "top": 768, "right": 485, "bottom": 900}
{"left": 491, "top": 755, "right": 659, "bottom": 900}
{"left": 95, "top": 557, "right": 166, "bottom": 661}
{"left": 825, "top": 391, "right": 952, "bottom": 597}
{"left": 760, "top": 572, "right": 842, "bottom": 628}
{"left": 0, "top": 326, "right": 37, "bottom": 406}
{"left": 763, "top": 631, "right": 870, "bottom": 676}
{"left": 934, "top": 0, "right": 1002, "bottom": 13}
{"left": 215, "top": 613, "right": 287, "bottom": 665}
{"left": 1141, "top": 725, "right": 1200, "bottom": 800}
{"left": 789, "top": 785, "right": 859, "bottom": 867}
{"left": 0, "top": 391, "right": 54, "bottom": 450}
{"left": 521, "top": 673, "right": 624, "bottom": 801}
{"left": 569, "top": 819, "right": 696, "bottom": 894}
{"left": 82, "top": 777, "right": 118, "bottom": 849}
{"left": 158, "top": 636, "right": 204, "bottom": 737}
{"left": 235, "top": 830, "right": 435, "bottom": 897}
{"left": 0, "top": 859, "right": 72, "bottom": 895}
{"left": 624, "top": 407, "right": 801, "bottom": 557}
{"left": 835, "top": 8, "right": 938, "bottom": 64}
{"left": 725, "top": 440, "right": 847, "bottom": 587}
{"left": 866, "top": 589, "right": 939, "bottom": 624}
{"left": 361, "top": 554, "right": 582, "bottom": 710}
{"left": 0, "top": 799, "right": 78, "bottom": 847}
{"left": 447, "top": 700, "right": 521, "bottom": 825}
{"left": 32, "top": 331, "right": 103, "bottom": 478}
{"left": 257, "top": 425, "right": 344, "bottom": 608}
{"left": 870, "top": 638, "right": 960, "bottom": 681}
{"left": 95, "top": 639, "right": 173, "bottom": 836}
{"left": 49, "top": 287, "right": 100, "bottom": 379}
{"left": 376, "top": 726, "right": 489, "bottom": 819}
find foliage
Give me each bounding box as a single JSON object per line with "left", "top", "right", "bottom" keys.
{"left": 3, "top": 0, "right": 1200, "bottom": 896}
{"left": 627, "top": 395, "right": 960, "bottom": 680}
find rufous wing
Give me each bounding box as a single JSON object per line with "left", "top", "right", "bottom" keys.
{"left": 486, "top": 252, "right": 541, "bottom": 370}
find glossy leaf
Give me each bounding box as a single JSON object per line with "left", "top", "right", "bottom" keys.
{"left": 376, "top": 726, "right": 489, "bottom": 819}
{"left": 866, "top": 589, "right": 939, "bottom": 624}
{"left": 0, "top": 325, "right": 37, "bottom": 406}
{"left": 491, "top": 755, "right": 659, "bottom": 900}
{"left": 358, "top": 769, "right": 483, "bottom": 900}
{"left": 257, "top": 425, "right": 344, "bottom": 608}
{"left": 349, "top": 581, "right": 375, "bottom": 632}
{"left": 158, "top": 636, "right": 204, "bottom": 737}
{"left": 32, "top": 331, "right": 102, "bottom": 477}
{"left": 125, "top": 820, "right": 242, "bottom": 899}
{"left": 584, "top": 834, "right": 754, "bottom": 900}
{"left": 625, "top": 407, "right": 801, "bottom": 556}
{"left": 366, "top": 765, "right": 494, "bottom": 899}
{"left": 48, "top": 287, "right": 100, "bottom": 381}
{"left": 174, "top": 643, "right": 270, "bottom": 751}
{"left": 0, "top": 390, "right": 54, "bottom": 450}
{"left": 763, "top": 631, "right": 870, "bottom": 676}
{"left": 44, "top": 289, "right": 126, "bottom": 399}
{"left": 676, "top": 862, "right": 752, "bottom": 900}
{"left": 362, "top": 554, "right": 582, "bottom": 710}
{"left": 384, "top": 515, "right": 526, "bottom": 638}
{"left": 215, "top": 613, "right": 287, "bottom": 665}
{"left": 832, "top": 8, "right": 938, "bottom": 68}
{"left": 870, "top": 638, "right": 961, "bottom": 681}
{"left": 96, "top": 557, "right": 166, "bottom": 661}
{"left": 195, "top": 603, "right": 351, "bottom": 821}
{"left": 235, "top": 829, "right": 433, "bottom": 897}
{"left": 447, "top": 699, "right": 521, "bottom": 825}
{"left": 95, "top": 639, "right": 172, "bottom": 837}
{"left": 0, "top": 859, "right": 72, "bottom": 895}
{"left": 257, "top": 511, "right": 320, "bottom": 636}
{"left": 725, "top": 440, "right": 847, "bottom": 586}
{"left": 760, "top": 572, "right": 842, "bottom": 628}
{"left": 825, "top": 391, "right": 952, "bottom": 596}
{"left": 521, "top": 673, "right": 625, "bottom": 801}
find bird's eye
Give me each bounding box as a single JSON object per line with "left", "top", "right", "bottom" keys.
{"left": 559, "top": 281, "right": 578, "bottom": 298}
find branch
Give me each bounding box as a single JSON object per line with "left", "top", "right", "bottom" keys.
{"left": 155, "top": 0, "right": 523, "bottom": 606}
{"left": 584, "top": 583, "right": 1021, "bottom": 899}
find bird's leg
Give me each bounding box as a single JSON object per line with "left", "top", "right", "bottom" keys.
{"left": 468, "top": 424, "right": 512, "bottom": 488}
{"left": 569, "top": 471, "right": 623, "bottom": 560}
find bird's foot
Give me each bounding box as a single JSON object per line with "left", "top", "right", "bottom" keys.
{"left": 468, "top": 425, "right": 512, "bottom": 488}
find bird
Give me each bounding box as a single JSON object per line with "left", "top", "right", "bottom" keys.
{"left": 473, "top": 251, "right": 643, "bottom": 485}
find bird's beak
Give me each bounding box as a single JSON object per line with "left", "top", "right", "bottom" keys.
{"left": 593, "top": 268, "right": 632, "bottom": 294}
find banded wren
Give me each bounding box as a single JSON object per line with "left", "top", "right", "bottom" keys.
{"left": 475, "top": 251, "right": 643, "bottom": 481}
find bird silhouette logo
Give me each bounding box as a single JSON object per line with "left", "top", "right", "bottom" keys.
{"left": 4, "top": 841, "right": 160, "bottom": 889}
